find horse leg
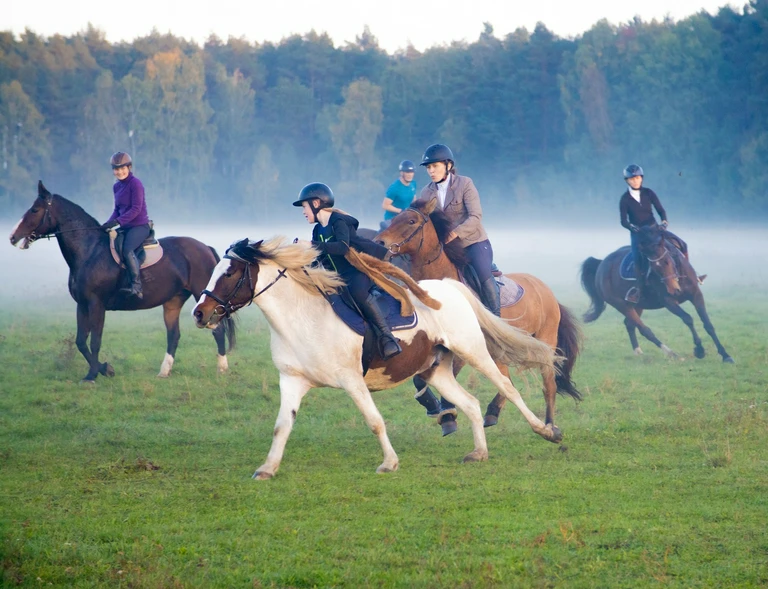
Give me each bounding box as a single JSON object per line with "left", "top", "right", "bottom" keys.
{"left": 424, "top": 352, "right": 488, "bottom": 462}
{"left": 253, "top": 373, "right": 312, "bottom": 480}
{"left": 483, "top": 363, "right": 509, "bottom": 428}
{"left": 211, "top": 322, "right": 229, "bottom": 374}
{"left": 691, "top": 291, "right": 734, "bottom": 363}
{"left": 622, "top": 306, "right": 678, "bottom": 359}
{"left": 624, "top": 312, "right": 643, "bottom": 354}
{"left": 664, "top": 300, "right": 705, "bottom": 359}
{"left": 82, "top": 300, "right": 110, "bottom": 382}
{"left": 337, "top": 373, "right": 399, "bottom": 474}
{"left": 75, "top": 302, "right": 94, "bottom": 375}
{"left": 158, "top": 296, "right": 186, "bottom": 377}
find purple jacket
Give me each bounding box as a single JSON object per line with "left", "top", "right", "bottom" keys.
{"left": 107, "top": 172, "right": 150, "bottom": 228}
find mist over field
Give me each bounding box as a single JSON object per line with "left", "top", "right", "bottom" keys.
{"left": 4, "top": 215, "right": 766, "bottom": 305}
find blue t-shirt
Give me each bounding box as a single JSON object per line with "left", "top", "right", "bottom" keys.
{"left": 384, "top": 179, "right": 417, "bottom": 220}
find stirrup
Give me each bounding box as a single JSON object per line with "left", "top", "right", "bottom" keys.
{"left": 624, "top": 286, "right": 640, "bottom": 304}
{"left": 379, "top": 336, "right": 402, "bottom": 360}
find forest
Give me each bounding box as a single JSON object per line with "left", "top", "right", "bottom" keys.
{"left": 1, "top": 0, "right": 767, "bottom": 225}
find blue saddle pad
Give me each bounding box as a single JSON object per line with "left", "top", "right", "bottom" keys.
{"left": 620, "top": 252, "right": 636, "bottom": 280}
{"left": 326, "top": 291, "right": 417, "bottom": 336}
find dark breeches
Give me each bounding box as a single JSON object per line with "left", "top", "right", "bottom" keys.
{"left": 122, "top": 224, "right": 150, "bottom": 258}
{"left": 630, "top": 231, "right": 648, "bottom": 275}
{"left": 342, "top": 270, "right": 375, "bottom": 307}
{"left": 465, "top": 239, "right": 494, "bottom": 283}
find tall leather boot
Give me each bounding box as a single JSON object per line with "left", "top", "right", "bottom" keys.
{"left": 480, "top": 277, "right": 501, "bottom": 317}
{"left": 121, "top": 250, "right": 144, "bottom": 299}
{"left": 359, "top": 294, "right": 401, "bottom": 360}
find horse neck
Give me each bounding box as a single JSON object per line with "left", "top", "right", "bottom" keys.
{"left": 407, "top": 228, "right": 460, "bottom": 281}
{"left": 52, "top": 196, "right": 105, "bottom": 269}
{"left": 252, "top": 264, "right": 327, "bottom": 333}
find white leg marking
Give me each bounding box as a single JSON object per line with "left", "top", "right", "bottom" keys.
{"left": 157, "top": 353, "right": 174, "bottom": 378}
{"left": 217, "top": 354, "right": 229, "bottom": 373}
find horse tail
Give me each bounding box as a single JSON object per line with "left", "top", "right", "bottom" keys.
{"left": 445, "top": 279, "right": 559, "bottom": 373}
{"left": 580, "top": 257, "right": 605, "bottom": 323}
{"left": 555, "top": 304, "right": 583, "bottom": 401}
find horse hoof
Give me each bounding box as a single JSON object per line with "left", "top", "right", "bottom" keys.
{"left": 80, "top": 377, "right": 97, "bottom": 385}
{"left": 483, "top": 415, "right": 498, "bottom": 428}
{"left": 723, "top": 356, "right": 735, "bottom": 364}
{"left": 252, "top": 471, "right": 273, "bottom": 480}
{"left": 694, "top": 346, "right": 706, "bottom": 359}
{"left": 462, "top": 451, "right": 488, "bottom": 463}
{"left": 633, "top": 347, "right": 643, "bottom": 355}
{"left": 100, "top": 363, "right": 115, "bottom": 377}
{"left": 376, "top": 463, "right": 399, "bottom": 474}
{"left": 441, "top": 420, "right": 458, "bottom": 437}
{"left": 548, "top": 425, "right": 563, "bottom": 444}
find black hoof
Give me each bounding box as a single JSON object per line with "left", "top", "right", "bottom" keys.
{"left": 441, "top": 420, "right": 458, "bottom": 436}
{"left": 694, "top": 346, "right": 706, "bottom": 359}
{"left": 723, "top": 356, "right": 735, "bottom": 364}
{"left": 100, "top": 362, "right": 115, "bottom": 377}
{"left": 483, "top": 414, "right": 498, "bottom": 428}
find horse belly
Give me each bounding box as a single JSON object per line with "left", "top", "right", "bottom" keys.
{"left": 364, "top": 330, "right": 439, "bottom": 392}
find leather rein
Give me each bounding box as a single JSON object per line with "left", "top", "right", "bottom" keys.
{"left": 202, "top": 255, "right": 287, "bottom": 317}
{"left": 384, "top": 207, "right": 444, "bottom": 266}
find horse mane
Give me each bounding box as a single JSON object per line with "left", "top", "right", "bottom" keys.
{"left": 411, "top": 199, "right": 469, "bottom": 269}
{"left": 52, "top": 193, "right": 100, "bottom": 227}
{"left": 227, "top": 236, "right": 345, "bottom": 296}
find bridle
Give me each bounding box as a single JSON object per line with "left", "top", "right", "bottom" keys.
{"left": 201, "top": 256, "right": 287, "bottom": 317}
{"left": 384, "top": 207, "right": 444, "bottom": 265}
{"left": 24, "top": 199, "right": 101, "bottom": 244}
{"left": 645, "top": 244, "right": 680, "bottom": 285}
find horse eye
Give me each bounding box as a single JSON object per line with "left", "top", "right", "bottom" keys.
{"left": 409, "top": 219, "right": 416, "bottom": 225}
{"left": 31, "top": 208, "right": 38, "bottom": 213}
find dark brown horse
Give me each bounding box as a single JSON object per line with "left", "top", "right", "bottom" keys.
{"left": 375, "top": 197, "right": 582, "bottom": 438}
{"left": 580, "top": 224, "right": 733, "bottom": 362}
{"left": 9, "top": 181, "right": 236, "bottom": 382}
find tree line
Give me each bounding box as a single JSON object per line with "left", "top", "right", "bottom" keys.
{"left": 2, "top": 1, "right": 767, "bottom": 225}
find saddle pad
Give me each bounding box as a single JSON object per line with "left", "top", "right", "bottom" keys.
{"left": 620, "top": 252, "right": 636, "bottom": 280}
{"left": 499, "top": 275, "right": 525, "bottom": 307}
{"left": 327, "top": 292, "right": 418, "bottom": 336}
{"left": 109, "top": 231, "right": 164, "bottom": 269}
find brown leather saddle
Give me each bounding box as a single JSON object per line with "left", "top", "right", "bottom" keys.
{"left": 109, "top": 222, "right": 163, "bottom": 269}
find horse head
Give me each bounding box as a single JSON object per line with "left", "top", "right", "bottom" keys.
{"left": 638, "top": 225, "right": 682, "bottom": 296}
{"left": 375, "top": 197, "right": 437, "bottom": 256}
{"left": 9, "top": 181, "right": 57, "bottom": 249}
{"left": 193, "top": 238, "right": 261, "bottom": 327}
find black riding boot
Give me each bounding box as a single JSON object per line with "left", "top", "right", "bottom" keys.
{"left": 480, "top": 277, "right": 501, "bottom": 317}
{"left": 360, "top": 294, "right": 402, "bottom": 360}
{"left": 121, "top": 250, "right": 144, "bottom": 299}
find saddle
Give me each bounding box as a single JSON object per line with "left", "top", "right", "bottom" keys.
{"left": 109, "top": 221, "right": 163, "bottom": 269}
{"left": 325, "top": 288, "right": 418, "bottom": 375}
{"left": 462, "top": 263, "right": 525, "bottom": 308}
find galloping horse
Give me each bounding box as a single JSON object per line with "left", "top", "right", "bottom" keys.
{"left": 192, "top": 237, "right": 560, "bottom": 479}
{"left": 375, "top": 197, "right": 582, "bottom": 435}
{"left": 580, "top": 224, "right": 733, "bottom": 362}
{"left": 9, "top": 181, "right": 236, "bottom": 381}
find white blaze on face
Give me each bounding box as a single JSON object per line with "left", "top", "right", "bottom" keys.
{"left": 9, "top": 217, "right": 30, "bottom": 249}
{"left": 194, "top": 258, "right": 235, "bottom": 325}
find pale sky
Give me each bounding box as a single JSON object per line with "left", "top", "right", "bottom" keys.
{"left": 6, "top": 0, "right": 737, "bottom": 54}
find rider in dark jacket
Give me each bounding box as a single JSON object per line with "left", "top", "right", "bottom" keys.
{"left": 294, "top": 182, "right": 402, "bottom": 360}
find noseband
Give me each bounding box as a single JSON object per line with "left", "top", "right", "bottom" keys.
{"left": 646, "top": 246, "right": 680, "bottom": 285}
{"left": 202, "top": 257, "right": 287, "bottom": 317}
{"left": 385, "top": 207, "right": 444, "bottom": 265}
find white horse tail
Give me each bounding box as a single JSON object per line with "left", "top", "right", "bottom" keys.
{"left": 444, "top": 279, "right": 560, "bottom": 373}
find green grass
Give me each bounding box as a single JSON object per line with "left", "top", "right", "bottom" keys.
{"left": 1, "top": 289, "right": 766, "bottom": 587}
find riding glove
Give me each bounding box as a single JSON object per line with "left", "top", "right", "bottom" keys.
{"left": 101, "top": 221, "right": 119, "bottom": 231}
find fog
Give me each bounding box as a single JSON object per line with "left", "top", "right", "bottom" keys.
{"left": 4, "top": 218, "right": 766, "bottom": 305}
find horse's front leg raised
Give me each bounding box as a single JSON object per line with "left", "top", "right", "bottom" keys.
{"left": 339, "top": 374, "right": 399, "bottom": 474}
{"left": 253, "top": 373, "right": 312, "bottom": 480}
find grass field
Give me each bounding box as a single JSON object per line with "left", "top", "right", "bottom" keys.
{"left": 1, "top": 287, "right": 766, "bottom": 588}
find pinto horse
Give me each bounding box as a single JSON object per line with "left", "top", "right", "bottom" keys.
{"left": 374, "top": 197, "right": 582, "bottom": 435}
{"left": 192, "top": 237, "right": 560, "bottom": 479}
{"left": 580, "top": 224, "right": 733, "bottom": 362}
{"left": 9, "top": 181, "right": 236, "bottom": 381}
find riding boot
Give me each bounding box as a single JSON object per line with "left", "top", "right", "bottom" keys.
{"left": 360, "top": 294, "right": 402, "bottom": 360}
{"left": 479, "top": 277, "right": 501, "bottom": 317}
{"left": 121, "top": 250, "right": 144, "bottom": 299}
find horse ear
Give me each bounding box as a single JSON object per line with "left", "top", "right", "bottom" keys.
{"left": 424, "top": 197, "right": 438, "bottom": 214}
{"left": 38, "top": 180, "right": 52, "bottom": 201}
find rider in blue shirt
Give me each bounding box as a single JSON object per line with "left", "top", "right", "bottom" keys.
{"left": 381, "top": 160, "right": 417, "bottom": 230}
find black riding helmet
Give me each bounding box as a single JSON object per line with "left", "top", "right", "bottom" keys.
{"left": 623, "top": 164, "right": 644, "bottom": 179}
{"left": 399, "top": 160, "right": 415, "bottom": 173}
{"left": 293, "top": 182, "right": 334, "bottom": 219}
{"left": 420, "top": 144, "right": 454, "bottom": 167}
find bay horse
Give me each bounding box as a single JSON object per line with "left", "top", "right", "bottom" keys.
{"left": 374, "top": 197, "right": 582, "bottom": 435}
{"left": 580, "top": 224, "right": 733, "bottom": 362}
{"left": 9, "top": 181, "right": 236, "bottom": 382}
{"left": 192, "top": 236, "right": 561, "bottom": 479}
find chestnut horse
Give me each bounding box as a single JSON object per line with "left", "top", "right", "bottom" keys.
{"left": 192, "top": 237, "right": 560, "bottom": 478}
{"left": 9, "top": 181, "right": 236, "bottom": 382}
{"left": 580, "top": 224, "right": 733, "bottom": 362}
{"left": 375, "top": 197, "right": 582, "bottom": 435}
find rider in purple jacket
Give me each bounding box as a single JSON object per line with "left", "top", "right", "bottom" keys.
{"left": 101, "top": 152, "right": 151, "bottom": 299}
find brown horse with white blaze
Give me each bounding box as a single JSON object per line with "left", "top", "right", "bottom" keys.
{"left": 375, "top": 197, "right": 583, "bottom": 436}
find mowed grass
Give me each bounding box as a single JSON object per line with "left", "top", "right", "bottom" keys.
{"left": 1, "top": 289, "right": 766, "bottom": 588}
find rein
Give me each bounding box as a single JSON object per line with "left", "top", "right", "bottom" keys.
{"left": 645, "top": 244, "right": 680, "bottom": 284}
{"left": 203, "top": 257, "right": 287, "bottom": 317}
{"left": 26, "top": 200, "right": 103, "bottom": 244}
{"left": 386, "top": 207, "right": 444, "bottom": 266}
